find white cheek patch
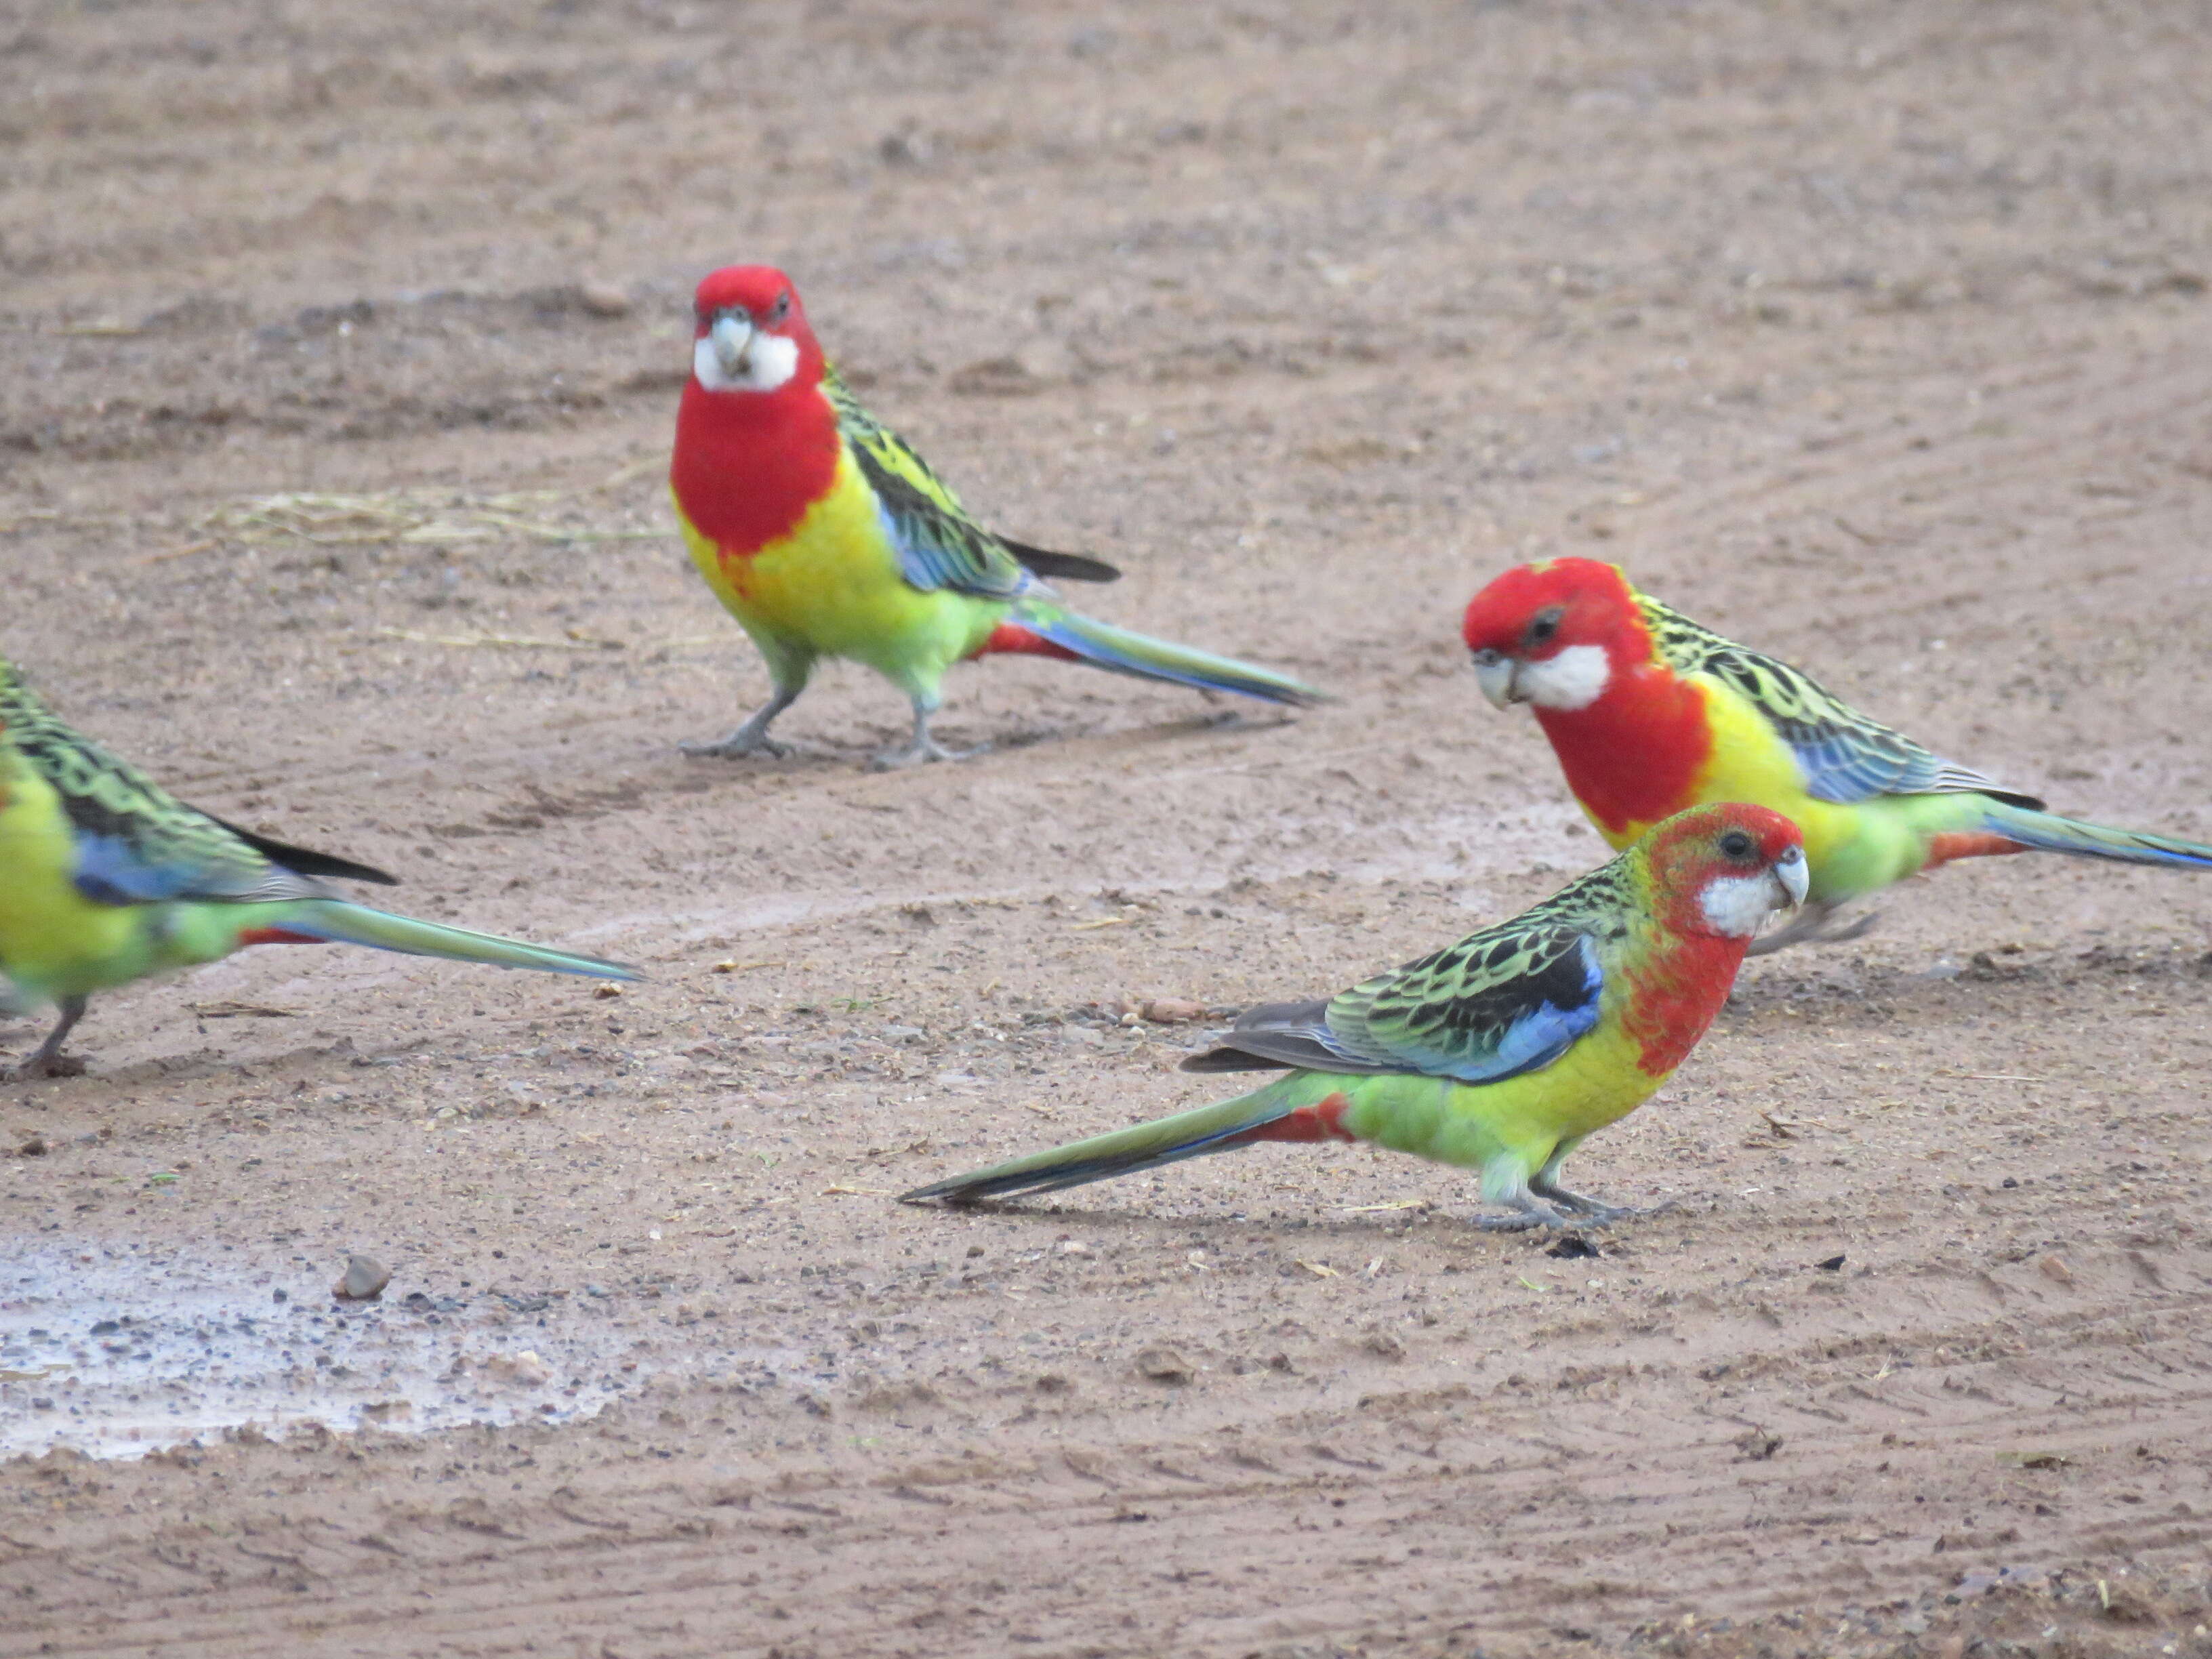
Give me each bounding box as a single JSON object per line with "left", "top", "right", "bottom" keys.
{"left": 1515, "top": 643, "right": 1612, "bottom": 710}
{"left": 692, "top": 331, "right": 800, "bottom": 394}
{"left": 1699, "top": 872, "right": 1784, "bottom": 937}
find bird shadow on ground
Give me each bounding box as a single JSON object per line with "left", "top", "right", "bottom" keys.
{"left": 906, "top": 1195, "right": 1533, "bottom": 1244}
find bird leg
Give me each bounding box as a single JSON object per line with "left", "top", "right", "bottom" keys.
{"left": 11, "top": 996, "right": 89, "bottom": 1080}
{"left": 1745, "top": 900, "right": 1879, "bottom": 957}
{"left": 680, "top": 681, "right": 804, "bottom": 760}
{"left": 870, "top": 702, "right": 987, "bottom": 771}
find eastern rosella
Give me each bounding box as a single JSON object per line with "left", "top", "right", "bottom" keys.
{"left": 903, "top": 804, "right": 1805, "bottom": 1228}
{"left": 670, "top": 266, "right": 1326, "bottom": 767}
{"left": 0, "top": 658, "right": 637, "bottom": 1077}
{"left": 1461, "top": 558, "right": 2212, "bottom": 951}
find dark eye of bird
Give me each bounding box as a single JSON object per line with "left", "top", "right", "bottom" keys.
{"left": 768, "top": 291, "right": 791, "bottom": 324}
{"left": 1526, "top": 607, "right": 1564, "bottom": 647}
{"left": 1719, "top": 830, "right": 1753, "bottom": 859}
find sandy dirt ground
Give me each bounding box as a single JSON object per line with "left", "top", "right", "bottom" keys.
{"left": 5, "top": 2, "right": 2212, "bottom": 1654}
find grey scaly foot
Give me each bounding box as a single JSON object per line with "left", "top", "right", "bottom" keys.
{"left": 869, "top": 735, "right": 989, "bottom": 770}
{"left": 1746, "top": 901, "right": 1879, "bottom": 957}
{"left": 12, "top": 1052, "right": 87, "bottom": 1080}
{"left": 869, "top": 705, "right": 987, "bottom": 770}
{"left": 10, "top": 996, "right": 89, "bottom": 1080}
{"left": 680, "top": 684, "right": 802, "bottom": 760}
{"left": 680, "top": 726, "right": 793, "bottom": 760}
{"left": 1531, "top": 1182, "right": 1673, "bottom": 1227}
{"left": 1474, "top": 1192, "right": 1580, "bottom": 1232}
{"left": 1533, "top": 1185, "right": 1629, "bottom": 1226}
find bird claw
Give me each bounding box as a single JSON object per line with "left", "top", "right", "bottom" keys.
{"left": 869, "top": 737, "right": 989, "bottom": 771}
{"left": 1551, "top": 1194, "right": 1672, "bottom": 1227}
{"left": 1475, "top": 1197, "right": 1578, "bottom": 1232}
{"left": 1746, "top": 904, "right": 1879, "bottom": 957}
{"left": 1481, "top": 1185, "right": 1669, "bottom": 1231}
{"left": 1570, "top": 1212, "right": 1625, "bottom": 1229}
{"left": 1547, "top": 1201, "right": 1624, "bottom": 1227}
{"left": 680, "top": 730, "right": 792, "bottom": 760}
{"left": 8, "top": 1052, "right": 87, "bottom": 1081}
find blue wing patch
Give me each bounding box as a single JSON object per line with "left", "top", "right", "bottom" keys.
{"left": 877, "top": 497, "right": 1034, "bottom": 601}
{"left": 1790, "top": 733, "right": 1927, "bottom": 804}
{"left": 71, "top": 834, "right": 203, "bottom": 905}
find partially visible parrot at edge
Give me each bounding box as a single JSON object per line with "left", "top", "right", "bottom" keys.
{"left": 903, "top": 803, "right": 1807, "bottom": 1229}
{"left": 1460, "top": 558, "right": 2212, "bottom": 953}
{"left": 670, "top": 264, "right": 1326, "bottom": 769}
{"left": 0, "top": 657, "right": 638, "bottom": 1078}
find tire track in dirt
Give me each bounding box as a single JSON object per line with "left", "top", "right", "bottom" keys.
{"left": 13, "top": 1230, "right": 2211, "bottom": 1656}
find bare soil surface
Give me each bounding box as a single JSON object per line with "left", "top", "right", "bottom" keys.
{"left": 5, "top": 3, "right": 2212, "bottom": 1655}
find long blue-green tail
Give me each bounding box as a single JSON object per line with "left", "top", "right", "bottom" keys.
{"left": 989, "top": 602, "right": 1327, "bottom": 707}
{"left": 1979, "top": 801, "right": 2212, "bottom": 870}
{"left": 249, "top": 899, "right": 639, "bottom": 981}
{"left": 899, "top": 1073, "right": 1372, "bottom": 1204}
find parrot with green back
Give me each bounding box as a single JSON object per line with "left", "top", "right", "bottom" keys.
{"left": 670, "top": 265, "right": 1326, "bottom": 768}
{"left": 0, "top": 657, "right": 637, "bottom": 1077}
{"left": 903, "top": 803, "right": 1806, "bottom": 1229}
{"left": 1460, "top": 558, "right": 2212, "bottom": 952}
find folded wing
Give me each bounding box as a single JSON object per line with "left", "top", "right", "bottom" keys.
{"left": 826, "top": 367, "right": 1121, "bottom": 599}
{"left": 7, "top": 682, "right": 389, "bottom": 907}
{"left": 1641, "top": 598, "right": 2041, "bottom": 808}
{"left": 1185, "top": 920, "right": 1607, "bottom": 1086}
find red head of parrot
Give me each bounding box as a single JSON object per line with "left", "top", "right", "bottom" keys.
{"left": 1643, "top": 802, "right": 1807, "bottom": 940}
{"left": 1622, "top": 801, "right": 1807, "bottom": 1073}
{"left": 1462, "top": 558, "right": 1713, "bottom": 836}
{"left": 672, "top": 264, "right": 841, "bottom": 556}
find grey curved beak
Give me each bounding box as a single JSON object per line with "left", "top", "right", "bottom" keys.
{"left": 1773, "top": 846, "right": 1809, "bottom": 909}
{"left": 710, "top": 313, "right": 755, "bottom": 378}
{"left": 1473, "top": 655, "right": 1519, "bottom": 710}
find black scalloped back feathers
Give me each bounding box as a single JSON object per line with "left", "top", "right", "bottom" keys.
{"left": 1, "top": 661, "right": 394, "bottom": 907}
{"left": 1185, "top": 860, "right": 1631, "bottom": 1084}
{"left": 1636, "top": 596, "right": 2042, "bottom": 809}
{"left": 823, "top": 366, "right": 1120, "bottom": 597}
